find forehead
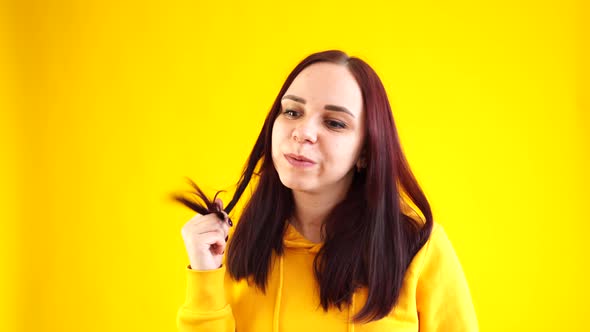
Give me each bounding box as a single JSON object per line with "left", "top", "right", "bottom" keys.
{"left": 284, "top": 62, "right": 363, "bottom": 116}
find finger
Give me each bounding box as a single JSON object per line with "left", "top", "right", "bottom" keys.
{"left": 189, "top": 212, "right": 223, "bottom": 226}
{"left": 216, "top": 236, "right": 227, "bottom": 253}
{"left": 198, "top": 222, "right": 228, "bottom": 241}
{"left": 183, "top": 215, "right": 229, "bottom": 245}
{"left": 187, "top": 212, "right": 205, "bottom": 224}
{"left": 209, "top": 205, "right": 228, "bottom": 224}
{"left": 194, "top": 221, "right": 229, "bottom": 243}
{"left": 197, "top": 228, "right": 226, "bottom": 243}
{"left": 186, "top": 211, "right": 219, "bottom": 225}
{"left": 220, "top": 222, "right": 230, "bottom": 241}
{"left": 214, "top": 198, "right": 224, "bottom": 210}
{"left": 197, "top": 216, "right": 228, "bottom": 232}
{"left": 219, "top": 210, "right": 228, "bottom": 222}
{"left": 198, "top": 231, "right": 227, "bottom": 253}
{"left": 210, "top": 239, "right": 226, "bottom": 255}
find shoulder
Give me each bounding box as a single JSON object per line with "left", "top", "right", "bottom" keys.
{"left": 406, "top": 221, "right": 461, "bottom": 280}
{"left": 408, "top": 222, "right": 479, "bottom": 330}
{"left": 422, "top": 221, "right": 449, "bottom": 254}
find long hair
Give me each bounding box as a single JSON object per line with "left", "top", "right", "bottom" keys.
{"left": 175, "top": 50, "right": 433, "bottom": 323}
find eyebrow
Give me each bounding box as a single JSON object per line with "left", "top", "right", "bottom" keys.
{"left": 282, "top": 94, "right": 355, "bottom": 118}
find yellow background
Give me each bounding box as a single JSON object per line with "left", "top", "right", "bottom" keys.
{"left": 1, "top": 0, "right": 588, "bottom": 331}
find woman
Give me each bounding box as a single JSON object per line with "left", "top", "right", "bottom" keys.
{"left": 176, "top": 50, "right": 478, "bottom": 331}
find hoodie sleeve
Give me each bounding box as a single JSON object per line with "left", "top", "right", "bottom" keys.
{"left": 176, "top": 265, "right": 235, "bottom": 332}
{"left": 415, "top": 224, "right": 479, "bottom": 332}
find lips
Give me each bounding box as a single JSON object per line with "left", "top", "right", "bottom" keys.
{"left": 284, "top": 153, "right": 316, "bottom": 168}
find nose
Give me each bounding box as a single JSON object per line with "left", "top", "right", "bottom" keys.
{"left": 291, "top": 118, "right": 317, "bottom": 144}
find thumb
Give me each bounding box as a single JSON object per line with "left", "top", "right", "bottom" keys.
{"left": 214, "top": 197, "right": 224, "bottom": 210}
{"left": 213, "top": 198, "right": 228, "bottom": 222}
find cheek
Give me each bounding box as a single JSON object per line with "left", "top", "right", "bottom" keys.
{"left": 327, "top": 138, "right": 362, "bottom": 165}
{"left": 271, "top": 124, "right": 278, "bottom": 155}
{"left": 273, "top": 118, "right": 292, "bottom": 140}
{"left": 271, "top": 120, "right": 285, "bottom": 157}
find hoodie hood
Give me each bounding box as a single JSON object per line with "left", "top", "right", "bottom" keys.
{"left": 282, "top": 199, "right": 421, "bottom": 253}
{"left": 274, "top": 222, "right": 356, "bottom": 332}
{"left": 282, "top": 222, "right": 324, "bottom": 253}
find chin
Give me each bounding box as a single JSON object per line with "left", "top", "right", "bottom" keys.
{"left": 276, "top": 172, "right": 317, "bottom": 193}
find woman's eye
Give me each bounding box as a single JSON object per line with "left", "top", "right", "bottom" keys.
{"left": 283, "top": 109, "right": 299, "bottom": 117}
{"left": 325, "top": 120, "right": 346, "bottom": 129}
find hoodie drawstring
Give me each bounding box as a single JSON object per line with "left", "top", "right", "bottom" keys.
{"left": 347, "top": 292, "right": 356, "bottom": 332}
{"left": 273, "top": 255, "right": 284, "bottom": 332}
{"left": 274, "top": 222, "right": 358, "bottom": 332}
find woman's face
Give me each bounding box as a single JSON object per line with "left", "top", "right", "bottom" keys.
{"left": 271, "top": 62, "right": 366, "bottom": 195}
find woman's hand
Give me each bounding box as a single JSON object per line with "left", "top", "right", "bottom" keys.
{"left": 181, "top": 198, "right": 230, "bottom": 271}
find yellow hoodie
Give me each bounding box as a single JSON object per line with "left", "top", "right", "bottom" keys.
{"left": 177, "top": 209, "right": 478, "bottom": 331}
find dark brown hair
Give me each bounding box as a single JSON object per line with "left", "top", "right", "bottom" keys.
{"left": 175, "top": 50, "right": 433, "bottom": 323}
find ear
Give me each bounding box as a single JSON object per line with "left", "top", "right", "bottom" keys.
{"left": 356, "top": 149, "right": 367, "bottom": 169}
{"left": 356, "top": 158, "right": 366, "bottom": 169}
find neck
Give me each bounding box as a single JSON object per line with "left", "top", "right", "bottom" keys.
{"left": 290, "top": 183, "right": 351, "bottom": 243}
